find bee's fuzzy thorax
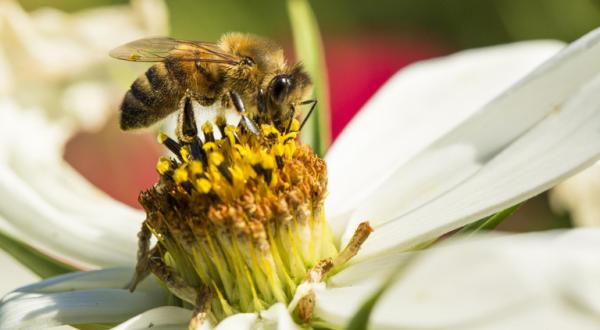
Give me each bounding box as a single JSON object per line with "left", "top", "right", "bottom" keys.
{"left": 218, "top": 32, "right": 285, "bottom": 70}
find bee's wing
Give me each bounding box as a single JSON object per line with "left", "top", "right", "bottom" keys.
{"left": 109, "top": 37, "right": 241, "bottom": 64}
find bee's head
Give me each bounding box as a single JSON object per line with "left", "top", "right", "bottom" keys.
{"left": 219, "top": 33, "right": 313, "bottom": 130}
{"left": 265, "top": 64, "right": 312, "bottom": 129}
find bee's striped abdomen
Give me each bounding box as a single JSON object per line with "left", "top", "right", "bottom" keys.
{"left": 120, "top": 62, "right": 184, "bottom": 130}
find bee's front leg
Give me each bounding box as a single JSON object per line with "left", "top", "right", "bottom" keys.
{"left": 126, "top": 219, "right": 152, "bottom": 292}
{"left": 230, "top": 90, "right": 259, "bottom": 135}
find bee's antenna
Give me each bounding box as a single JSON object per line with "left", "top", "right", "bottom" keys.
{"left": 230, "top": 90, "right": 260, "bottom": 135}
{"left": 298, "top": 99, "right": 318, "bottom": 132}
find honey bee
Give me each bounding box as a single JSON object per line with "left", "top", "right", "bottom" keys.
{"left": 109, "top": 33, "right": 316, "bottom": 134}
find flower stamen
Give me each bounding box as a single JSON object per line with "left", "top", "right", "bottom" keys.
{"left": 130, "top": 97, "right": 372, "bottom": 326}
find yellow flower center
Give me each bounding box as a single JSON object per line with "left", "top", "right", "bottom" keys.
{"left": 138, "top": 114, "right": 340, "bottom": 322}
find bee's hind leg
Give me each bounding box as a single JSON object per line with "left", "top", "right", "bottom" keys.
{"left": 146, "top": 247, "right": 199, "bottom": 303}
{"left": 188, "top": 285, "right": 212, "bottom": 330}
{"left": 144, "top": 247, "right": 213, "bottom": 329}
{"left": 126, "top": 219, "right": 152, "bottom": 292}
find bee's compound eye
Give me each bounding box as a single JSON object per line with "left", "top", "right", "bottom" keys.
{"left": 269, "top": 75, "right": 292, "bottom": 104}
{"left": 242, "top": 57, "right": 255, "bottom": 66}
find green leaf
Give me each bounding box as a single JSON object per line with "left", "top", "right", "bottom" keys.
{"left": 345, "top": 285, "right": 387, "bottom": 330}
{"left": 0, "top": 230, "right": 78, "bottom": 278}
{"left": 457, "top": 203, "right": 523, "bottom": 236}
{"left": 287, "top": 0, "right": 331, "bottom": 157}
{"left": 345, "top": 255, "right": 417, "bottom": 330}
{"left": 410, "top": 204, "right": 523, "bottom": 251}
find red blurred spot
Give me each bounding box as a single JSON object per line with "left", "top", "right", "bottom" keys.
{"left": 323, "top": 35, "right": 449, "bottom": 139}
{"left": 64, "top": 116, "right": 161, "bottom": 208}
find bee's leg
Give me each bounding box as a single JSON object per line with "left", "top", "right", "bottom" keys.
{"left": 148, "top": 247, "right": 213, "bottom": 328}
{"left": 176, "top": 96, "right": 198, "bottom": 144}
{"left": 188, "top": 285, "right": 212, "bottom": 330}
{"left": 175, "top": 97, "right": 208, "bottom": 164}
{"left": 126, "top": 219, "right": 152, "bottom": 292}
{"left": 147, "top": 247, "right": 199, "bottom": 304}
{"left": 230, "top": 90, "right": 259, "bottom": 135}
{"left": 255, "top": 88, "right": 269, "bottom": 124}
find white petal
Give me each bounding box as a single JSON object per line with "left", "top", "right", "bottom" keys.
{"left": 0, "top": 289, "right": 165, "bottom": 330}
{"left": 259, "top": 303, "right": 300, "bottom": 330}
{"left": 458, "top": 300, "right": 600, "bottom": 330}
{"left": 550, "top": 162, "right": 600, "bottom": 227}
{"left": 0, "top": 164, "right": 139, "bottom": 268}
{"left": 209, "top": 303, "right": 300, "bottom": 330}
{"left": 0, "top": 249, "right": 39, "bottom": 297}
{"left": 316, "top": 229, "right": 600, "bottom": 329}
{"left": 325, "top": 40, "right": 564, "bottom": 236}
{"left": 214, "top": 313, "right": 257, "bottom": 330}
{"left": 0, "top": 269, "right": 167, "bottom": 330}
{"left": 0, "top": 101, "right": 142, "bottom": 268}
{"left": 3, "top": 105, "right": 140, "bottom": 219}
{"left": 327, "top": 252, "right": 410, "bottom": 288}
{"left": 1, "top": 267, "right": 161, "bottom": 303}
{"left": 112, "top": 306, "right": 192, "bottom": 330}
{"left": 351, "top": 27, "right": 600, "bottom": 256}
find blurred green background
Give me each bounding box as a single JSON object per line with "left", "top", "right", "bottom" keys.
{"left": 19, "top": 0, "right": 600, "bottom": 135}
{"left": 18, "top": 0, "right": 598, "bottom": 231}
{"left": 20, "top": 0, "right": 600, "bottom": 46}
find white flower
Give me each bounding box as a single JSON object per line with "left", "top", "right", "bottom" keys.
{"left": 1, "top": 15, "right": 600, "bottom": 330}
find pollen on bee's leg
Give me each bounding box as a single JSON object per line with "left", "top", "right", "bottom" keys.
{"left": 177, "top": 97, "right": 198, "bottom": 143}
